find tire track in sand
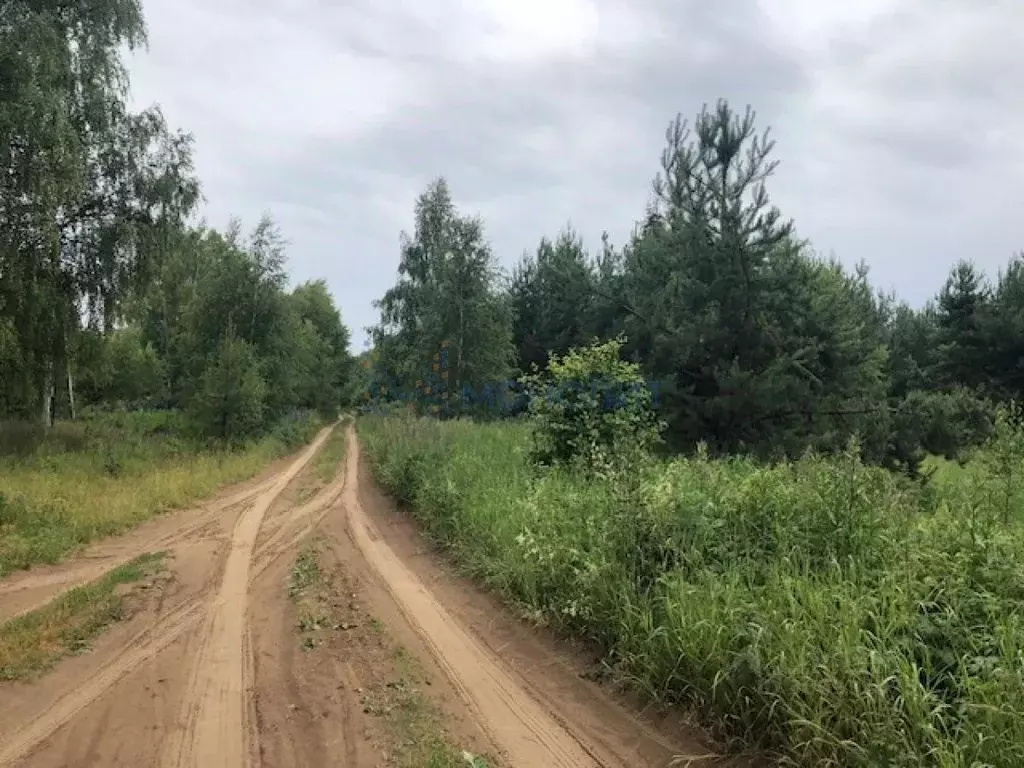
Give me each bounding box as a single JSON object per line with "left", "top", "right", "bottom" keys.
{"left": 0, "top": 598, "right": 206, "bottom": 767}
{"left": 342, "top": 426, "right": 605, "bottom": 768}
{"left": 249, "top": 467, "right": 347, "bottom": 582}
{"left": 160, "top": 425, "right": 335, "bottom": 768}
{"left": 0, "top": 478, "right": 276, "bottom": 623}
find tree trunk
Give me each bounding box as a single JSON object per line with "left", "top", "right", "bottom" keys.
{"left": 41, "top": 361, "right": 54, "bottom": 428}
{"left": 67, "top": 362, "right": 76, "bottom": 420}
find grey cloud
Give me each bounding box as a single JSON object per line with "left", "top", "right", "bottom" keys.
{"left": 263, "top": 0, "right": 809, "bottom": 236}
{"left": 128, "top": 0, "right": 1024, "bottom": 348}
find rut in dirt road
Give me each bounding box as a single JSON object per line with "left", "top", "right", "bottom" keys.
{"left": 342, "top": 426, "right": 605, "bottom": 768}
{"left": 0, "top": 476, "right": 277, "bottom": 624}
{"left": 0, "top": 599, "right": 206, "bottom": 767}
{"left": 160, "top": 425, "right": 335, "bottom": 768}
{"left": 1, "top": 423, "right": 726, "bottom": 768}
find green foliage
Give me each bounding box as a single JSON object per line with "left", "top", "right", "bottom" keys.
{"left": 936, "top": 261, "right": 991, "bottom": 391}
{"left": 0, "top": 0, "right": 199, "bottom": 421}
{"left": 269, "top": 410, "right": 326, "bottom": 452}
{"left": 510, "top": 227, "right": 595, "bottom": 372}
{"left": 360, "top": 415, "right": 1024, "bottom": 767}
{"left": 80, "top": 327, "right": 167, "bottom": 407}
{"left": 888, "top": 388, "right": 993, "bottom": 476}
{"left": 524, "top": 337, "right": 663, "bottom": 472}
{"left": 371, "top": 178, "right": 514, "bottom": 412}
{"left": 188, "top": 331, "right": 267, "bottom": 441}
{"left": 1, "top": 1, "right": 352, "bottom": 436}
{"left": 615, "top": 103, "right": 891, "bottom": 459}
{"left": 290, "top": 279, "right": 352, "bottom": 418}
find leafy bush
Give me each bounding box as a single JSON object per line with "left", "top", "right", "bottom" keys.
{"left": 270, "top": 409, "right": 324, "bottom": 450}
{"left": 524, "top": 337, "right": 663, "bottom": 473}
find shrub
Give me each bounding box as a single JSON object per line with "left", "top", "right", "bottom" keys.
{"left": 270, "top": 409, "right": 324, "bottom": 450}
{"left": 523, "top": 337, "right": 664, "bottom": 473}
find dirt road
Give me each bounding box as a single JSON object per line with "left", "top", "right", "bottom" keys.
{"left": 0, "top": 424, "right": 729, "bottom": 768}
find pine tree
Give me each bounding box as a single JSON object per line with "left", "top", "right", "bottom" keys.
{"left": 935, "top": 260, "right": 991, "bottom": 391}
{"left": 509, "top": 226, "right": 595, "bottom": 372}
{"left": 620, "top": 101, "right": 888, "bottom": 456}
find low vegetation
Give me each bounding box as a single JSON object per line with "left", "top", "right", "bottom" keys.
{"left": 368, "top": 645, "right": 492, "bottom": 768}
{"left": 359, "top": 387, "right": 1024, "bottom": 766}
{"left": 288, "top": 539, "right": 491, "bottom": 767}
{"left": 0, "top": 552, "right": 167, "bottom": 680}
{"left": 0, "top": 410, "right": 322, "bottom": 575}
{"left": 311, "top": 419, "right": 349, "bottom": 485}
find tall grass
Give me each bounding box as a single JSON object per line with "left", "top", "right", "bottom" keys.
{"left": 359, "top": 414, "right": 1024, "bottom": 767}
{"left": 0, "top": 409, "right": 322, "bottom": 575}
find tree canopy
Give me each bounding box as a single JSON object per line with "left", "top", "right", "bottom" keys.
{"left": 1, "top": 1, "right": 352, "bottom": 439}
{"left": 367, "top": 100, "right": 1020, "bottom": 474}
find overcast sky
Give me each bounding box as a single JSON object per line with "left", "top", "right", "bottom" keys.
{"left": 127, "top": 0, "right": 1023, "bottom": 351}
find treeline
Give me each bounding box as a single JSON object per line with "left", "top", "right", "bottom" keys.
{"left": 368, "top": 101, "right": 1018, "bottom": 473}
{"left": 0, "top": 0, "right": 352, "bottom": 439}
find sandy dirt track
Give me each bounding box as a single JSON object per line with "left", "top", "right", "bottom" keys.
{"left": 0, "top": 423, "right": 732, "bottom": 768}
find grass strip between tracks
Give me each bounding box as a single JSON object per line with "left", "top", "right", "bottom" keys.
{"left": 0, "top": 551, "right": 168, "bottom": 681}
{"left": 289, "top": 539, "right": 492, "bottom": 768}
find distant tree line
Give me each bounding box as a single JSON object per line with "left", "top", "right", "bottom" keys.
{"left": 368, "top": 102, "right": 1016, "bottom": 474}
{"left": 1, "top": 0, "right": 352, "bottom": 440}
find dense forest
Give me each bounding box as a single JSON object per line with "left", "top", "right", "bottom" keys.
{"left": 0, "top": 0, "right": 353, "bottom": 440}
{"left": 359, "top": 103, "right": 1024, "bottom": 767}
{"left": 5, "top": 0, "right": 1021, "bottom": 475}
{"left": 366, "top": 102, "right": 1018, "bottom": 475}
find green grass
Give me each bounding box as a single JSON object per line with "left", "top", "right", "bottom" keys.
{"left": 289, "top": 542, "right": 324, "bottom": 601}
{"left": 0, "top": 551, "right": 167, "bottom": 680}
{"left": 368, "top": 643, "right": 491, "bottom": 768}
{"left": 289, "top": 540, "right": 330, "bottom": 651}
{"left": 359, "top": 413, "right": 1024, "bottom": 768}
{"left": 312, "top": 423, "right": 348, "bottom": 485}
{"left": 0, "top": 409, "right": 322, "bottom": 575}
{"left": 288, "top": 538, "right": 491, "bottom": 766}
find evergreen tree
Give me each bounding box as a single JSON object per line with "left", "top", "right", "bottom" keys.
{"left": 935, "top": 260, "right": 991, "bottom": 390}
{"left": 510, "top": 227, "right": 595, "bottom": 373}
{"left": 885, "top": 300, "right": 939, "bottom": 399}
{"left": 983, "top": 254, "right": 1024, "bottom": 400}
{"left": 618, "top": 101, "right": 888, "bottom": 456}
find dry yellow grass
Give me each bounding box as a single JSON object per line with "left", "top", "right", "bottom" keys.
{"left": 0, "top": 412, "right": 320, "bottom": 575}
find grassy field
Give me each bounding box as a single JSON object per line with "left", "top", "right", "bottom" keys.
{"left": 358, "top": 414, "right": 1024, "bottom": 767}
{"left": 0, "top": 410, "right": 322, "bottom": 575}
